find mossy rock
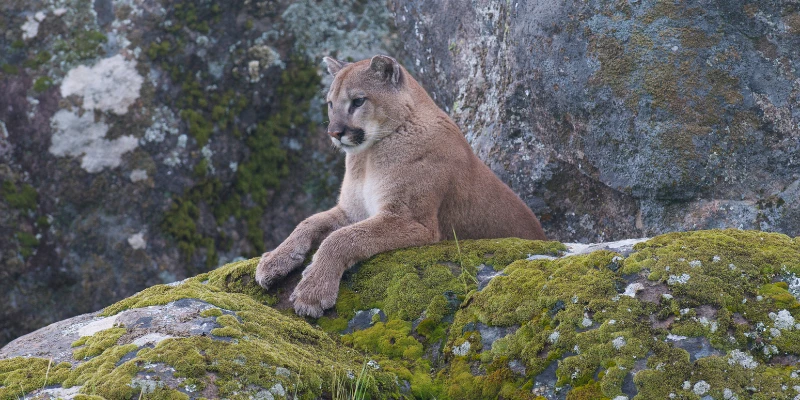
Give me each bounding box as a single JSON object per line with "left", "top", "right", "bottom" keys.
{"left": 2, "top": 231, "right": 800, "bottom": 399}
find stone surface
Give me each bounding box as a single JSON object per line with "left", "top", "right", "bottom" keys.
{"left": 0, "top": 0, "right": 395, "bottom": 346}
{"left": 2, "top": 0, "right": 799, "bottom": 361}
{"left": 1, "top": 230, "right": 799, "bottom": 399}
{"left": 390, "top": 0, "right": 800, "bottom": 243}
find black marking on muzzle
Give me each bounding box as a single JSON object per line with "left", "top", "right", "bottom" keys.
{"left": 350, "top": 128, "right": 366, "bottom": 145}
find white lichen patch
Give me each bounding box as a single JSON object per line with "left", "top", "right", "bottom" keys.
{"left": 61, "top": 54, "right": 143, "bottom": 115}
{"left": 128, "top": 232, "right": 146, "bottom": 250}
{"left": 132, "top": 333, "right": 174, "bottom": 347}
{"left": 699, "top": 317, "right": 718, "bottom": 333}
{"left": 38, "top": 386, "right": 81, "bottom": 399}
{"left": 22, "top": 15, "right": 41, "bottom": 40}
{"left": 248, "top": 60, "right": 261, "bottom": 83}
{"left": 248, "top": 44, "right": 284, "bottom": 69}
{"left": 49, "top": 109, "right": 138, "bottom": 173}
{"left": 581, "top": 317, "right": 593, "bottom": 327}
{"left": 548, "top": 331, "right": 560, "bottom": 343}
{"left": 787, "top": 273, "right": 800, "bottom": 298}
{"left": 453, "top": 341, "right": 471, "bottom": 356}
{"left": 693, "top": 380, "right": 710, "bottom": 395}
{"left": 668, "top": 274, "right": 691, "bottom": 285}
{"left": 77, "top": 315, "right": 119, "bottom": 337}
{"left": 270, "top": 383, "right": 285, "bottom": 397}
{"left": 144, "top": 106, "right": 180, "bottom": 143}
{"left": 623, "top": 282, "right": 644, "bottom": 297}
{"left": 612, "top": 336, "right": 626, "bottom": 349}
{"left": 727, "top": 349, "right": 758, "bottom": 369}
{"left": 689, "top": 260, "right": 702, "bottom": 268}
{"left": 769, "top": 309, "right": 796, "bottom": 330}
{"left": 130, "top": 169, "right": 148, "bottom": 182}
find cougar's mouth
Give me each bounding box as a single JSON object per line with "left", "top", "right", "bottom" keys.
{"left": 338, "top": 127, "right": 366, "bottom": 147}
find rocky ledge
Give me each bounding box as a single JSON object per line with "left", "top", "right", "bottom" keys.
{"left": 1, "top": 229, "right": 799, "bottom": 399}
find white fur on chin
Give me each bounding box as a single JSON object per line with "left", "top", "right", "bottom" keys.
{"left": 331, "top": 136, "right": 373, "bottom": 154}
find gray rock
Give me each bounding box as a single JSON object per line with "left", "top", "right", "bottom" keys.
{"left": 344, "top": 308, "right": 387, "bottom": 334}
{"left": 390, "top": 0, "right": 800, "bottom": 243}
{"left": 0, "top": 299, "right": 222, "bottom": 365}
{"left": 477, "top": 322, "right": 518, "bottom": 351}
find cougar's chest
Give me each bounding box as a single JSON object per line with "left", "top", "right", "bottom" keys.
{"left": 340, "top": 155, "right": 383, "bottom": 221}
{"left": 360, "top": 173, "right": 381, "bottom": 217}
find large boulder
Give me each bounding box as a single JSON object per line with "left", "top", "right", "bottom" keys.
{"left": 0, "top": 0, "right": 396, "bottom": 345}
{"left": 2, "top": 230, "right": 799, "bottom": 399}
{"left": 2, "top": 0, "right": 799, "bottom": 362}
{"left": 390, "top": 0, "right": 800, "bottom": 242}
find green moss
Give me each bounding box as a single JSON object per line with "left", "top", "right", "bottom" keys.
{"left": 679, "top": 27, "right": 719, "bottom": 48}
{"left": 162, "top": 58, "right": 316, "bottom": 262}
{"left": 15, "top": 231, "right": 39, "bottom": 258}
{"left": 759, "top": 283, "right": 800, "bottom": 311}
{"left": 33, "top": 76, "right": 53, "bottom": 92}
{"left": 589, "top": 35, "right": 635, "bottom": 96}
{"left": 54, "top": 30, "right": 107, "bottom": 63}
{"left": 347, "top": 238, "right": 565, "bottom": 322}
{"left": 2, "top": 180, "right": 37, "bottom": 210}
{"left": 0, "top": 357, "right": 70, "bottom": 398}
{"left": 343, "top": 320, "right": 424, "bottom": 361}
{"left": 623, "top": 230, "right": 800, "bottom": 317}
{"left": 23, "top": 51, "right": 51, "bottom": 69}
{"left": 172, "top": 1, "right": 221, "bottom": 34}
{"left": 317, "top": 316, "right": 349, "bottom": 333}
{"left": 77, "top": 257, "right": 403, "bottom": 397}
{"left": 204, "top": 258, "right": 276, "bottom": 304}
{"left": 567, "top": 381, "right": 608, "bottom": 400}
{"left": 15, "top": 231, "right": 38, "bottom": 248}
{"left": 4, "top": 230, "right": 798, "bottom": 397}
{"left": 181, "top": 109, "right": 213, "bottom": 147}
{"left": 146, "top": 40, "right": 172, "bottom": 60}
{"left": 0, "top": 64, "right": 19, "bottom": 75}
{"left": 63, "top": 343, "right": 140, "bottom": 397}
{"left": 72, "top": 327, "right": 127, "bottom": 360}
{"left": 200, "top": 308, "right": 223, "bottom": 317}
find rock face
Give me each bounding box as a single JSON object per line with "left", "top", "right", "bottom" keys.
{"left": 0, "top": 0, "right": 396, "bottom": 345}
{"left": 390, "top": 0, "right": 800, "bottom": 242}
{"left": 1, "top": 0, "right": 799, "bottom": 354}
{"left": 2, "top": 230, "right": 799, "bottom": 399}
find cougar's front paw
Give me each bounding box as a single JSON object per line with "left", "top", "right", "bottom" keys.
{"left": 289, "top": 264, "right": 340, "bottom": 318}
{"left": 255, "top": 249, "right": 305, "bottom": 289}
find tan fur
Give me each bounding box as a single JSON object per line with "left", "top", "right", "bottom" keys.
{"left": 256, "top": 55, "right": 546, "bottom": 317}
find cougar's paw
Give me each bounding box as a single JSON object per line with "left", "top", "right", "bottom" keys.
{"left": 289, "top": 265, "right": 339, "bottom": 318}
{"left": 255, "top": 249, "right": 306, "bottom": 289}
{"left": 254, "top": 252, "right": 277, "bottom": 289}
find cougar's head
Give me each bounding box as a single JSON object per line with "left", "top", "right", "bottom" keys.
{"left": 323, "top": 55, "right": 410, "bottom": 154}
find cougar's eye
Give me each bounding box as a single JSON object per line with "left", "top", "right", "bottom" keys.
{"left": 352, "top": 97, "right": 366, "bottom": 108}
{"left": 327, "top": 101, "right": 332, "bottom": 109}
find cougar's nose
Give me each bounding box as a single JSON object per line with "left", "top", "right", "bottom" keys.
{"left": 328, "top": 130, "right": 344, "bottom": 139}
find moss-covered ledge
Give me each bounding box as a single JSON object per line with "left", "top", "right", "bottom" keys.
{"left": 2, "top": 231, "right": 799, "bottom": 399}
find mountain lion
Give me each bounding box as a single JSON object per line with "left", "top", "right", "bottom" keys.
{"left": 256, "top": 55, "right": 546, "bottom": 317}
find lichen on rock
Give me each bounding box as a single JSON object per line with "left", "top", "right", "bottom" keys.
{"left": 2, "top": 230, "right": 798, "bottom": 398}
{"left": 60, "top": 54, "right": 143, "bottom": 115}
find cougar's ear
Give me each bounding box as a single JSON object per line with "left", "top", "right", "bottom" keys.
{"left": 323, "top": 57, "right": 349, "bottom": 76}
{"left": 369, "top": 55, "right": 402, "bottom": 85}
